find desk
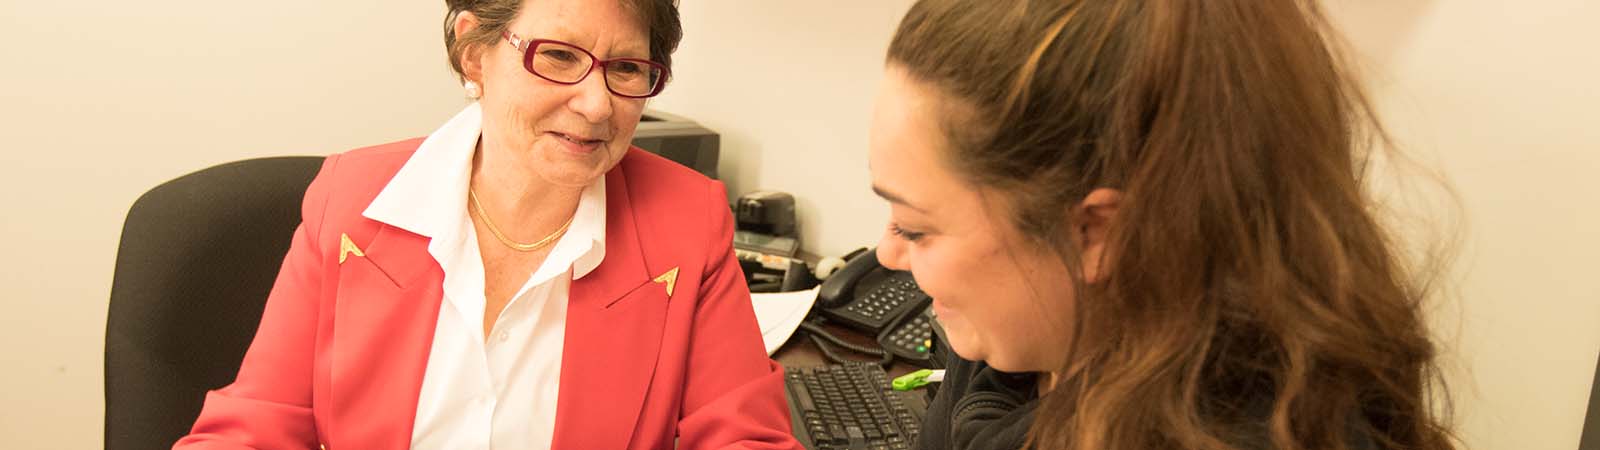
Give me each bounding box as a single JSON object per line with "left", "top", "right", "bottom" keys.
{"left": 771, "top": 320, "right": 923, "bottom": 379}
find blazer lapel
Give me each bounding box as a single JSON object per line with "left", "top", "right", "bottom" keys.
{"left": 552, "top": 167, "right": 672, "bottom": 449}
{"left": 328, "top": 224, "right": 444, "bottom": 450}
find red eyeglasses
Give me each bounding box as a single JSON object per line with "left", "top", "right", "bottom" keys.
{"left": 502, "top": 32, "right": 670, "bottom": 98}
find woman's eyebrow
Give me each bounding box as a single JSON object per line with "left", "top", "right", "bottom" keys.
{"left": 873, "top": 184, "right": 928, "bottom": 214}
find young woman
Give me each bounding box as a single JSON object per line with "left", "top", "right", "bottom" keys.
{"left": 867, "top": 1, "right": 1455, "bottom": 449}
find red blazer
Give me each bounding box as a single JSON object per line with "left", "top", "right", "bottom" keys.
{"left": 176, "top": 139, "right": 801, "bottom": 450}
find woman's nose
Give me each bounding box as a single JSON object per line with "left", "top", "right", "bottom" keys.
{"left": 876, "top": 228, "right": 909, "bottom": 271}
{"left": 567, "top": 70, "right": 614, "bottom": 123}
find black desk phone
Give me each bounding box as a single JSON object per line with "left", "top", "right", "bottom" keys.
{"left": 812, "top": 248, "right": 938, "bottom": 367}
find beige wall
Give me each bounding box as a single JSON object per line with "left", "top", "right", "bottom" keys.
{"left": 649, "top": 1, "right": 913, "bottom": 259}
{"left": 1326, "top": 1, "right": 1600, "bottom": 449}
{"left": 0, "top": 1, "right": 464, "bottom": 448}
{"left": 1, "top": 1, "right": 1595, "bottom": 449}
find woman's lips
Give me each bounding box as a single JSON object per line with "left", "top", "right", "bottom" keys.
{"left": 550, "top": 132, "right": 605, "bottom": 154}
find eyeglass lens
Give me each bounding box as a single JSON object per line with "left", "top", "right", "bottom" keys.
{"left": 528, "top": 41, "right": 662, "bottom": 97}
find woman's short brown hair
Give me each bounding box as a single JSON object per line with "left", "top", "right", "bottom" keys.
{"left": 442, "top": 0, "right": 682, "bottom": 83}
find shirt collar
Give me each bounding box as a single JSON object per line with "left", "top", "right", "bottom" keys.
{"left": 363, "top": 102, "right": 608, "bottom": 279}
{"left": 563, "top": 178, "right": 607, "bottom": 279}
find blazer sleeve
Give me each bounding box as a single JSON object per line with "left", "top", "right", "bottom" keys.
{"left": 172, "top": 155, "right": 342, "bottom": 450}
{"left": 673, "top": 179, "right": 804, "bottom": 450}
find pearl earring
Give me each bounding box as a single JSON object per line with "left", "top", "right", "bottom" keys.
{"left": 464, "top": 80, "right": 482, "bottom": 99}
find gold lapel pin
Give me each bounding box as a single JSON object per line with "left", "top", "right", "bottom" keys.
{"left": 339, "top": 233, "right": 365, "bottom": 264}
{"left": 652, "top": 267, "right": 680, "bottom": 297}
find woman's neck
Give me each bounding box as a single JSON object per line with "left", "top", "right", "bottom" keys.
{"left": 1041, "top": 355, "right": 1092, "bottom": 397}
{"left": 469, "top": 137, "right": 584, "bottom": 234}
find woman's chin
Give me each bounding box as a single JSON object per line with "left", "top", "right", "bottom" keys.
{"left": 534, "top": 166, "right": 606, "bottom": 188}
{"left": 941, "top": 325, "right": 985, "bottom": 364}
{"left": 943, "top": 327, "right": 1031, "bottom": 374}
{"left": 531, "top": 148, "right": 619, "bottom": 186}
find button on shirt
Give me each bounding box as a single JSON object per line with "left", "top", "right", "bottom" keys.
{"left": 363, "top": 103, "right": 607, "bottom": 450}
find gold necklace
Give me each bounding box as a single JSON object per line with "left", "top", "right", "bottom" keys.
{"left": 468, "top": 187, "right": 575, "bottom": 252}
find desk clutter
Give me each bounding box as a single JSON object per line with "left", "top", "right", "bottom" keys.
{"left": 753, "top": 287, "right": 821, "bottom": 355}
{"left": 741, "top": 208, "right": 945, "bottom": 365}
{"left": 734, "top": 189, "right": 814, "bottom": 294}
{"left": 786, "top": 363, "right": 928, "bottom": 450}
{"left": 732, "top": 191, "right": 948, "bottom": 448}
{"left": 752, "top": 246, "right": 943, "bottom": 368}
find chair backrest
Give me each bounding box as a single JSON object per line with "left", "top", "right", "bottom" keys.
{"left": 105, "top": 156, "right": 324, "bottom": 450}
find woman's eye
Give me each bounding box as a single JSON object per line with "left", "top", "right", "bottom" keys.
{"left": 610, "top": 61, "right": 644, "bottom": 75}
{"left": 540, "top": 49, "right": 581, "bottom": 63}
{"left": 891, "top": 224, "right": 925, "bottom": 242}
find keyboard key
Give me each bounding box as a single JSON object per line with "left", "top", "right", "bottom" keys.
{"left": 792, "top": 384, "right": 816, "bottom": 413}
{"left": 829, "top": 424, "right": 848, "bottom": 444}
{"left": 846, "top": 426, "right": 867, "bottom": 447}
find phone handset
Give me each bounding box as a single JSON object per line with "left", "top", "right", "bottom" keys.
{"left": 816, "top": 248, "right": 882, "bottom": 309}
{"left": 802, "top": 247, "right": 939, "bottom": 368}
{"left": 810, "top": 247, "right": 931, "bottom": 336}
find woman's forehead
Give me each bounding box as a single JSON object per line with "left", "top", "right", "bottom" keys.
{"left": 514, "top": 0, "right": 649, "bottom": 57}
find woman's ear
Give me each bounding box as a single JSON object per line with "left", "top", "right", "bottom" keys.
{"left": 454, "top": 11, "right": 486, "bottom": 85}
{"left": 1075, "top": 188, "right": 1122, "bottom": 283}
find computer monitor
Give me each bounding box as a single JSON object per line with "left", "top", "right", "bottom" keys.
{"left": 631, "top": 109, "right": 720, "bottom": 179}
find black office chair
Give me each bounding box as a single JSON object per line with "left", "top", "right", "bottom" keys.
{"left": 105, "top": 156, "right": 324, "bottom": 450}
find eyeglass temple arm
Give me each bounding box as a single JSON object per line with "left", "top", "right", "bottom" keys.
{"left": 503, "top": 32, "right": 526, "bottom": 51}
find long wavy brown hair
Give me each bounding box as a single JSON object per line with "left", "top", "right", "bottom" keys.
{"left": 887, "top": 1, "right": 1455, "bottom": 449}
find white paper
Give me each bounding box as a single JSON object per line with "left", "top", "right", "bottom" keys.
{"left": 751, "top": 287, "right": 819, "bottom": 356}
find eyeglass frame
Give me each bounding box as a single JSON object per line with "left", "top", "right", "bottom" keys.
{"left": 501, "top": 32, "right": 670, "bottom": 99}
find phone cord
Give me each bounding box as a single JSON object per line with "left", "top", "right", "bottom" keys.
{"left": 799, "top": 320, "right": 895, "bottom": 368}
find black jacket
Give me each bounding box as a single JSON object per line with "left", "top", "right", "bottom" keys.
{"left": 912, "top": 354, "right": 1382, "bottom": 450}
{"left": 912, "top": 351, "right": 1039, "bottom": 450}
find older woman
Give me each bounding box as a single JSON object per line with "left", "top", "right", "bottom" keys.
{"left": 174, "top": 1, "right": 799, "bottom": 449}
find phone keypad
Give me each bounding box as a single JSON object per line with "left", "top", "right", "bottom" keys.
{"left": 842, "top": 276, "right": 921, "bottom": 323}
{"left": 888, "top": 314, "right": 935, "bottom": 356}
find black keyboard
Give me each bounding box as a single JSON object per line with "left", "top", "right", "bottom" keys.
{"left": 785, "top": 363, "right": 927, "bottom": 450}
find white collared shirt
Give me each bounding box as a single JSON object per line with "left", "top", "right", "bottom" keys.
{"left": 364, "top": 103, "right": 607, "bottom": 450}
